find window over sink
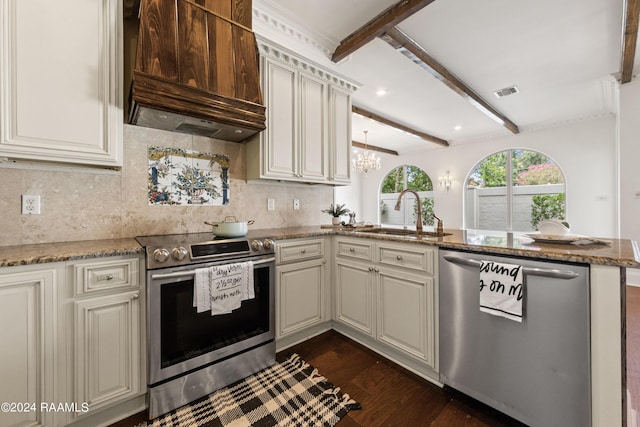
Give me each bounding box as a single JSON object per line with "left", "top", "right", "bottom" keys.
{"left": 380, "top": 165, "right": 435, "bottom": 229}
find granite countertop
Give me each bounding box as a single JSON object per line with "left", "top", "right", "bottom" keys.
{"left": 267, "top": 225, "right": 640, "bottom": 268}
{"left": 1, "top": 226, "right": 639, "bottom": 269}
{"left": 0, "top": 238, "right": 144, "bottom": 267}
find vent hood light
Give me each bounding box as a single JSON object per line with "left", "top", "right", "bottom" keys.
{"left": 493, "top": 85, "right": 519, "bottom": 98}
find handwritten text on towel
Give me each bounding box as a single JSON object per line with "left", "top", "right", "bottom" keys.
{"left": 479, "top": 262, "right": 523, "bottom": 300}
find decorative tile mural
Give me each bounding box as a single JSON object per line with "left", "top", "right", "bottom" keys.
{"left": 148, "top": 146, "right": 230, "bottom": 205}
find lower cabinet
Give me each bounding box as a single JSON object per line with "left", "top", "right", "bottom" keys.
{"left": 333, "top": 237, "right": 438, "bottom": 375}
{"left": 377, "top": 267, "right": 435, "bottom": 365}
{"left": 0, "top": 254, "right": 145, "bottom": 427}
{"left": 334, "top": 259, "right": 374, "bottom": 336}
{"left": 73, "top": 291, "right": 141, "bottom": 413}
{"left": 0, "top": 265, "right": 63, "bottom": 427}
{"left": 66, "top": 255, "right": 145, "bottom": 425}
{"left": 276, "top": 238, "right": 330, "bottom": 349}
{"left": 277, "top": 259, "right": 325, "bottom": 336}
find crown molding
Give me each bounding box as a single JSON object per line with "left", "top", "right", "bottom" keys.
{"left": 253, "top": 1, "right": 335, "bottom": 61}
{"left": 256, "top": 36, "right": 360, "bottom": 92}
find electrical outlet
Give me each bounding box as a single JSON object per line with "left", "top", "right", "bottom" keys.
{"left": 22, "top": 195, "right": 41, "bottom": 215}
{"left": 267, "top": 198, "right": 275, "bottom": 211}
{"left": 293, "top": 199, "right": 300, "bottom": 210}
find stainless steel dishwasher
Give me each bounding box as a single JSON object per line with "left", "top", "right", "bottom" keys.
{"left": 439, "top": 249, "right": 590, "bottom": 427}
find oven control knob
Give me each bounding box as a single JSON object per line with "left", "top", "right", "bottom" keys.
{"left": 172, "top": 246, "right": 188, "bottom": 261}
{"left": 263, "top": 239, "right": 275, "bottom": 250}
{"left": 251, "top": 240, "right": 264, "bottom": 251}
{"left": 153, "top": 248, "right": 170, "bottom": 263}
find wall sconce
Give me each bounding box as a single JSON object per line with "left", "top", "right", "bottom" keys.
{"left": 439, "top": 171, "right": 453, "bottom": 190}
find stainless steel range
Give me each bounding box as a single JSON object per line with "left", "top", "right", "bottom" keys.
{"left": 136, "top": 232, "right": 276, "bottom": 419}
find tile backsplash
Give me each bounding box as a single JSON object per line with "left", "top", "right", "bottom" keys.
{"left": 0, "top": 125, "right": 333, "bottom": 247}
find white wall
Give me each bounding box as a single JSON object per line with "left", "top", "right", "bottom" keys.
{"left": 619, "top": 80, "right": 640, "bottom": 285}
{"left": 620, "top": 80, "right": 640, "bottom": 242}
{"left": 346, "top": 116, "right": 618, "bottom": 238}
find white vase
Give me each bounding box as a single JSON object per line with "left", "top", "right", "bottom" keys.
{"left": 332, "top": 217, "right": 341, "bottom": 225}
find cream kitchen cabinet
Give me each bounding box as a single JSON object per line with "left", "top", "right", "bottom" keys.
{"left": 333, "top": 237, "right": 438, "bottom": 375}
{"left": 0, "top": 253, "right": 144, "bottom": 427}
{"left": 328, "top": 85, "right": 352, "bottom": 184}
{"left": 275, "top": 238, "right": 331, "bottom": 350}
{"left": 334, "top": 238, "right": 375, "bottom": 337}
{"left": 0, "top": 0, "right": 122, "bottom": 167}
{"left": 0, "top": 263, "right": 65, "bottom": 427}
{"left": 246, "top": 39, "right": 356, "bottom": 185}
{"left": 66, "top": 255, "right": 145, "bottom": 425}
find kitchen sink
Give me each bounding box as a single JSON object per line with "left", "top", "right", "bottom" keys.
{"left": 358, "top": 228, "right": 452, "bottom": 238}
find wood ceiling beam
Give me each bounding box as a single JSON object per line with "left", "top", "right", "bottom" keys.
{"left": 621, "top": 0, "right": 640, "bottom": 84}
{"left": 331, "top": 0, "right": 436, "bottom": 63}
{"left": 353, "top": 105, "right": 449, "bottom": 147}
{"left": 352, "top": 141, "right": 399, "bottom": 156}
{"left": 381, "top": 27, "right": 520, "bottom": 135}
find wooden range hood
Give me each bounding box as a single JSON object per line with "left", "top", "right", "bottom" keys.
{"left": 129, "top": 0, "right": 266, "bottom": 142}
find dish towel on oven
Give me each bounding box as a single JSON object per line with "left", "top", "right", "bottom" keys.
{"left": 479, "top": 260, "right": 524, "bottom": 322}
{"left": 194, "top": 261, "right": 254, "bottom": 315}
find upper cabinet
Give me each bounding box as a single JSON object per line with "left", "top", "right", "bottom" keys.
{"left": 246, "top": 38, "right": 357, "bottom": 185}
{"left": 0, "top": 0, "right": 122, "bottom": 167}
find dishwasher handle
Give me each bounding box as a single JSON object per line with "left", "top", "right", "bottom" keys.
{"left": 443, "top": 255, "right": 580, "bottom": 280}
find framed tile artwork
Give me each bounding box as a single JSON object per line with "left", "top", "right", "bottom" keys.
{"left": 148, "top": 146, "right": 230, "bottom": 206}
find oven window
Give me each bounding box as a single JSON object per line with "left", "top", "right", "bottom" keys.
{"left": 160, "top": 266, "right": 271, "bottom": 369}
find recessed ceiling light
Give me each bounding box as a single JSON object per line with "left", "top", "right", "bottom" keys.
{"left": 376, "top": 89, "right": 387, "bottom": 96}
{"left": 454, "top": 125, "right": 462, "bottom": 131}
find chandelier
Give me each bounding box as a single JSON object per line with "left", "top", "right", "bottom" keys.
{"left": 352, "top": 130, "right": 381, "bottom": 173}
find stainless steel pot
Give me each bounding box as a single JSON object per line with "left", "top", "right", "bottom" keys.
{"left": 204, "top": 216, "right": 255, "bottom": 237}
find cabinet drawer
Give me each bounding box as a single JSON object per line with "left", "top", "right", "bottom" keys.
{"left": 336, "top": 238, "right": 373, "bottom": 261}
{"left": 377, "top": 243, "right": 434, "bottom": 274}
{"left": 277, "top": 239, "right": 324, "bottom": 264}
{"left": 73, "top": 257, "right": 140, "bottom": 296}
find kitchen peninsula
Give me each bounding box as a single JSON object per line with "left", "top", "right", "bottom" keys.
{"left": 0, "top": 227, "right": 636, "bottom": 427}
{"left": 272, "top": 225, "right": 637, "bottom": 427}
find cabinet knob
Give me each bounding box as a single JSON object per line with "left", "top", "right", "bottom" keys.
{"left": 132, "top": 292, "right": 140, "bottom": 299}
{"left": 300, "top": 249, "right": 306, "bottom": 254}
{"left": 105, "top": 273, "right": 114, "bottom": 280}
{"left": 396, "top": 255, "right": 403, "bottom": 261}
{"left": 374, "top": 267, "right": 379, "bottom": 273}
{"left": 368, "top": 266, "right": 373, "bottom": 271}
{"left": 349, "top": 247, "right": 355, "bottom": 252}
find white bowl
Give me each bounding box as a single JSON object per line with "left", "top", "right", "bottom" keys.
{"left": 537, "top": 219, "right": 570, "bottom": 235}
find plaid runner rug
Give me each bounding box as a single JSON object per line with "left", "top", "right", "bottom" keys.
{"left": 148, "top": 354, "right": 360, "bottom": 427}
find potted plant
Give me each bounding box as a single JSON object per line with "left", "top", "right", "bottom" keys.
{"left": 322, "top": 203, "right": 350, "bottom": 225}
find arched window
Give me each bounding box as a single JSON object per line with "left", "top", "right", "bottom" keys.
{"left": 465, "top": 149, "right": 566, "bottom": 232}
{"left": 380, "top": 165, "right": 435, "bottom": 228}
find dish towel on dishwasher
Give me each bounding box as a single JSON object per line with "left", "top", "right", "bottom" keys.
{"left": 479, "top": 260, "right": 524, "bottom": 322}
{"left": 193, "top": 261, "right": 254, "bottom": 315}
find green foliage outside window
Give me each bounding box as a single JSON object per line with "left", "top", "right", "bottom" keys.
{"left": 468, "top": 150, "right": 563, "bottom": 188}
{"left": 382, "top": 165, "right": 433, "bottom": 193}
{"left": 414, "top": 198, "right": 435, "bottom": 226}
{"left": 531, "top": 193, "right": 565, "bottom": 229}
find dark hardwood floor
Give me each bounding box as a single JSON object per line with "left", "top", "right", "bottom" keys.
{"left": 276, "top": 330, "right": 525, "bottom": 427}
{"left": 113, "top": 286, "right": 640, "bottom": 426}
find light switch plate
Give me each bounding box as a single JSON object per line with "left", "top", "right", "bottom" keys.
{"left": 267, "top": 199, "right": 275, "bottom": 211}
{"left": 293, "top": 199, "right": 300, "bottom": 210}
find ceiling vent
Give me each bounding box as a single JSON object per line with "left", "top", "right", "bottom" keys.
{"left": 493, "top": 86, "right": 519, "bottom": 98}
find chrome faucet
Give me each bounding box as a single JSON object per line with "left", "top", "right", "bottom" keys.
{"left": 394, "top": 189, "right": 423, "bottom": 234}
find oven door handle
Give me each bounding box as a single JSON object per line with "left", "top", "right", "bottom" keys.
{"left": 150, "top": 257, "right": 276, "bottom": 280}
